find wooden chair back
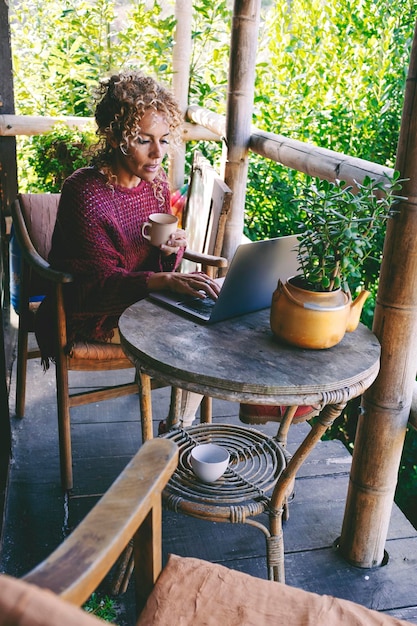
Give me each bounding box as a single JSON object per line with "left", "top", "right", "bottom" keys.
{"left": 18, "top": 193, "right": 60, "bottom": 260}
{"left": 11, "top": 193, "right": 60, "bottom": 302}
{"left": 181, "top": 151, "right": 232, "bottom": 276}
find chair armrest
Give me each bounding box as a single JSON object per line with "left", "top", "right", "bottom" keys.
{"left": 183, "top": 249, "right": 228, "bottom": 268}
{"left": 11, "top": 199, "right": 73, "bottom": 284}
{"left": 23, "top": 439, "right": 178, "bottom": 606}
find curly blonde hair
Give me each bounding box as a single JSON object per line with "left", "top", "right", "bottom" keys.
{"left": 91, "top": 72, "right": 183, "bottom": 193}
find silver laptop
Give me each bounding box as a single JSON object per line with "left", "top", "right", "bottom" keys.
{"left": 149, "top": 235, "right": 299, "bottom": 324}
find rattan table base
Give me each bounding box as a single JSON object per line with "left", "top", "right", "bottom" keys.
{"left": 162, "top": 423, "right": 287, "bottom": 579}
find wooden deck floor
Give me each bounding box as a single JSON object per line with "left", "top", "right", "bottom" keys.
{"left": 1, "top": 326, "right": 417, "bottom": 625}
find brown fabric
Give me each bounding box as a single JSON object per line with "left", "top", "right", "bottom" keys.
{"left": 137, "top": 554, "right": 415, "bottom": 626}
{"left": 0, "top": 559, "right": 415, "bottom": 626}
{"left": 0, "top": 575, "right": 102, "bottom": 626}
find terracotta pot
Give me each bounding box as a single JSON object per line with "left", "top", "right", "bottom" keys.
{"left": 270, "top": 277, "right": 369, "bottom": 349}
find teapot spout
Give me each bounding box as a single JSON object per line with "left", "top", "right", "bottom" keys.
{"left": 346, "top": 290, "right": 370, "bottom": 332}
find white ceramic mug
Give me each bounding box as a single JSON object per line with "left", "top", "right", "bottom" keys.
{"left": 142, "top": 213, "right": 178, "bottom": 247}
{"left": 190, "top": 444, "right": 230, "bottom": 483}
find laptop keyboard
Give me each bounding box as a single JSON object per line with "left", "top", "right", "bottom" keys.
{"left": 181, "top": 296, "right": 216, "bottom": 315}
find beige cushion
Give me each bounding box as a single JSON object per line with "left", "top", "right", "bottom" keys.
{"left": 137, "top": 554, "right": 414, "bottom": 626}
{"left": 1, "top": 558, "right": 414, "bottom": 626}
{"left": 0, "top": 575, "right": 101, "bottom": 626}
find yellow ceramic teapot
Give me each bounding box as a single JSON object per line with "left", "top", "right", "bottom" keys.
{"left": 270, "top": 278, "right": 370, "bottom": 349}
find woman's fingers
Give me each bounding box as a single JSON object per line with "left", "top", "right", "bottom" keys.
{"left": 160, "top": 229, "right": 187, "bottom": 255}
{"left": 171, "top": 273, "right": 220, "bottom": 299}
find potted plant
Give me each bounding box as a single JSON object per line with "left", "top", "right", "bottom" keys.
{"left": 270, "top": 172, "right": 405, "bottom": 349}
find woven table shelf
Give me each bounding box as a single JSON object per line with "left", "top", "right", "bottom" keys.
{"left": 162, "top": 424, "right": 287, "bottom": 523}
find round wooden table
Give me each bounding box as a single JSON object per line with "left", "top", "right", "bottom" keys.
{"left": 119, "top": 300, "right": 381, "bottom": 581}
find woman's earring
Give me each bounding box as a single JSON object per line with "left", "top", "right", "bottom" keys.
{"left": 120, "top": 145, "right": 128, "bottom": 156}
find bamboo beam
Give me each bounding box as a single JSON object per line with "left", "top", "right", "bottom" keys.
{"left": 0, "top": 115, "right": 96, "bottom": 135}
{"left": 186, "top": 105, "right": 226, "bottom": 137}
{"left": 222, "top": 0, "right": 261, "bottom": 261}
{"left": 0, "top": 115, "right": 220, "bottom": 143}
{"left": 2, "top": 108, "right": 390, "bottom": 193}
{"left": 170, "top": 0, "right": 193, "bottom": 190}
{"left": 249, "top": 128, "right": 393, "bottom": 188}
{"left": 339, "top": 18, "right": 417, "bottom": 568}
{"left": 187, "top": 105, "right": 394, "bottom": 189}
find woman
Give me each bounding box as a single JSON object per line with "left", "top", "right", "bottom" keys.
{"left": 35, "top": 71, "right": 219, "bottom": 370}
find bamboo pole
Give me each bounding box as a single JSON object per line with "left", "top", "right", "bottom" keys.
{"left": 0, "top": 115, "right": 96, "bottom": 135}
{"left": 249, "top": 128, "right": 393, "bottom": 189}
{"left": 0, "top": 115, "right": 220, "bottom": 142}
{"left": 186, "top": 105, "right": 225, "bottom": 137}
{"left": 222, "top": 0, "right": 261, "bottom": 261}
{"left": 186, "top": 105, "right": 394, "bottom": 194}
{"left": 2, "top": 107, "right": 390, "bottom": 192}
{"left": 339, "top": 19, "right": 417, "bottom": 568}
{"left": 170, "top": 0, "right": 193, "bottom": 190}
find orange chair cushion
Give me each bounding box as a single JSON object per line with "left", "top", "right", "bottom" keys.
{"left": 0, "top": 575, "right": 100, "bottom": 626}
{"left": 137, "top": 554, "right": 414, "bottom": 626}
{"left": 0, "top": 558, "right": 414, "bottom": 626}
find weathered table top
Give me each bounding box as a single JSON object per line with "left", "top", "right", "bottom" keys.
{"left": 119, "top": 300, "right": 381, "bottom": 407}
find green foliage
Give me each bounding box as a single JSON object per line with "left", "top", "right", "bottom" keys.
{"left": 244, "top": 158, "right": 302, "bottom": 240}
{"left": 10, "top": 0, "right": 231, "bottom": 190}
{"left": 245, "top": 0, "right": 416, "bottom": 297}
{"left": 10, "top": 0, "right": 179, "bottom": 118}
{"left": 18, "top": 123, "right": 96, "bottom": 193}
{"left": 254, "top": 0, "right": 413, "bottom": 166}
{"left": 83, "top": 592, "right": 118, "bottom": 622}
{"left": 188, "top": 0, "right": 230, "bottom": 111}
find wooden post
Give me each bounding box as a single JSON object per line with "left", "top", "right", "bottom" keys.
{"left": 0, "top": 0, "right": 14, "bottom": 532}
{"left": 170, "top": 0, "right": 193, "bottom": 191}
{"left": 222, "top": 0, "right": 261, "bottom": 261}
{"left": 0, "top": 0, "right": 18, "bottom": 216}
{"left": 0, "top": 284, "right": 11, "bottom": 537}
{"left": 339, "top": 19, "right": 417, "bottom": 568}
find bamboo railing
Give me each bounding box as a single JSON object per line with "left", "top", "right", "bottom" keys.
{"left": 1, "top": 107, "right": 392, "bottom": 194}
{"left": 0, "top": 114, "right": 220, "bottom": 143}
{"left": 186, "top": 105, "right": 393, "bottom": 188}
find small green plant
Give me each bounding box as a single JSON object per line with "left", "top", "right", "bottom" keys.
{"left": 294, "top": 172, "right": 405, "bottom": 293}
{"left": 83, "top": 592, "right": 118, "bottom": 623}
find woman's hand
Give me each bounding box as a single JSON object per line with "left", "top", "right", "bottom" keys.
{"left": 148, "top": 271, "right": 221, "bottom": 300}
{"left": 160, "top": 228, "right": 187, "bottom": 255}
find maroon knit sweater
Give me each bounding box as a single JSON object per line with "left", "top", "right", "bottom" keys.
{"left": 35, "top": 166, "right": 184, "bottom": 361}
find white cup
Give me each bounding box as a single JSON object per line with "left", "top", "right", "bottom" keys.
{"left": 142, "top": 213, "right": 178, "bottom": 247}
{"left": 190, "top": 444, "right": 230, "bottom": 483}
